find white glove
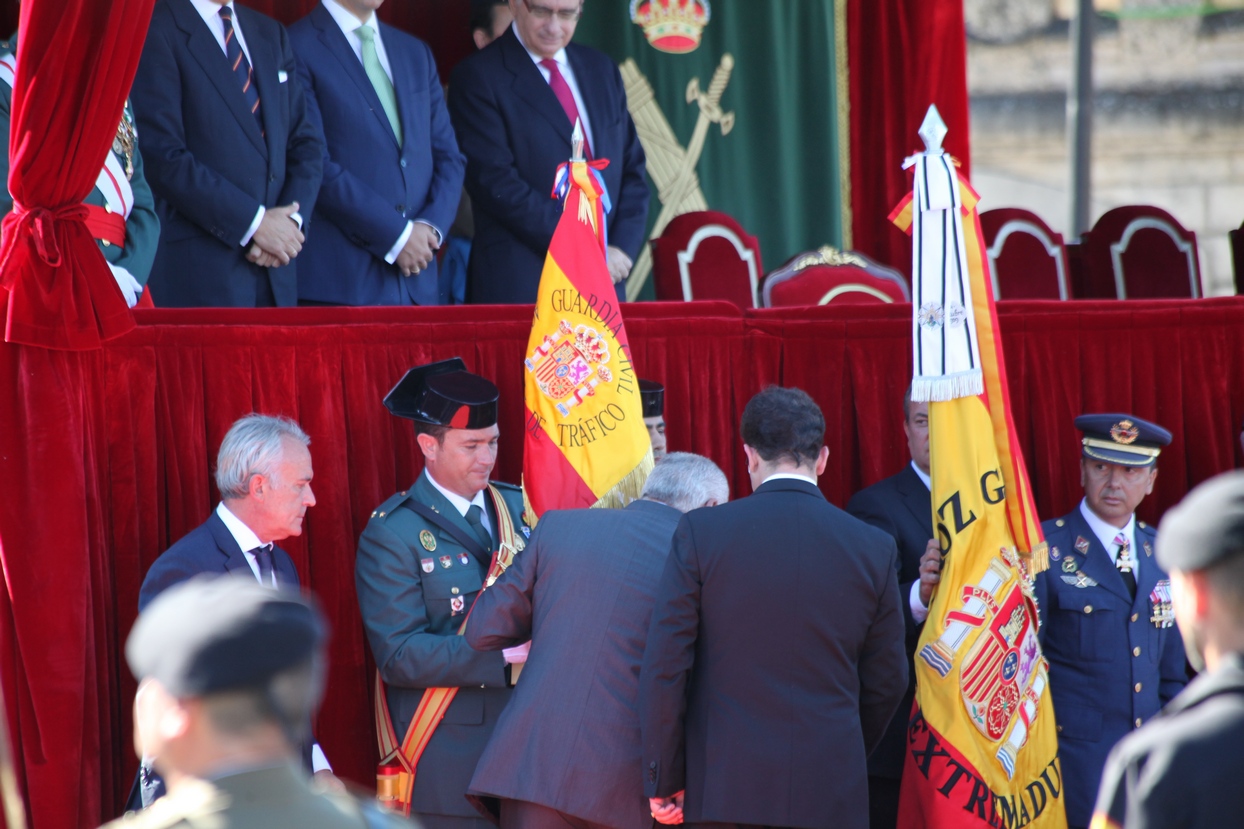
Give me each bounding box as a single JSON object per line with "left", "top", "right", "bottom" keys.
{"left": 109, "top": 264, "right": 142, "bottom": 308}
{"left": 502, "top": 641, "right": 530, "bottom": 665}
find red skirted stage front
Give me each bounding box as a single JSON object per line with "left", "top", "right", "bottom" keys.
{"left": 5, "top": 297, "right": 1244, "bottom": 825}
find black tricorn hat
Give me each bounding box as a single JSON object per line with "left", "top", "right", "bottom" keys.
{"left": 639, "top": 379, "right": 664, "bottom": 419}
{"left": 384, "top": 358, "right": 499, "bottom": 430}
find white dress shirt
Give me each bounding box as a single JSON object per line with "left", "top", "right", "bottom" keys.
{"left": 760, "top": 472, "right": 818, "bottom": 487}
{"left": 190, "top": 0, "right": 301, "bottom": 245}
{"left": 426, "top": 471, "right": 492, "bottom": 538}
{"left": 511, "top": 22, "right": 594, "bottom": 151}
{"left": 1079, "top": 498, "right": 1139, "bottom": 581}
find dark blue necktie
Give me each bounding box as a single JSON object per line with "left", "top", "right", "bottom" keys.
{"left": 219, "top": 6, "right": 263, "bottom": 136}
{"left": 251, "top": 545, "right": 275, "bottom": 587}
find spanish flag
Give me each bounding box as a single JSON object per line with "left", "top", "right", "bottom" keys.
{"left": 522, "top": 142, "right": 653, "bottom": 520}
{"left": 891, "top": 107, "right": 1066, "bottom": 829}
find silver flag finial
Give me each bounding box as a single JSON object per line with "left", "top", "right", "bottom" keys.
{"left": 919, "top": 105, "right": 947, "bottom": 154}
{"left": 571, "top": 119, "right": 585, "bottom": 162}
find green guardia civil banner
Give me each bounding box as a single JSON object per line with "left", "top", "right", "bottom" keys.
{"left": 574, "top": 0, "right": 848, "bottom": 300}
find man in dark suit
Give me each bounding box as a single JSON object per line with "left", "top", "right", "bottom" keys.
{"left": 846, "top": 387, "right": 942, "bottom": 829}
{"left": 131, "top": 0, "right": 323, "bottom": 308}
{"left": 356, "top": 359, "right": 530, "bottom": 829}
{"left": 448, "top": 0, "right": 649, "bottom": 304}
{"left": 639, "top": 387, "right": 908, "bottom": 829}
{"left": 132, "top": 414, "right": 331, "bottom": 808}
{"left": 289, "top": 0, "right": 465, "bottom": 306}
{"left": 465, "top": 453, "right": 729, "bottom": 829}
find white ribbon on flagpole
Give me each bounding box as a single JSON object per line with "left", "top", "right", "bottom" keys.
{"left": 905, "top": 105, "right": 983, "bottom": 403}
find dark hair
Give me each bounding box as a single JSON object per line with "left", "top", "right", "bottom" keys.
{"left": 470, "top": 0, "right": 507, "bottom": 33}
{"left": 415, "top": 422, "right": 450, "bottom": 444}
{"left": 740, "top": 386, "right": 825, "bottom": 467}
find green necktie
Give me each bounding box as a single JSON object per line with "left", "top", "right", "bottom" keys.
{"left": 356, "top": 24, "right": 402, "bottom": 145}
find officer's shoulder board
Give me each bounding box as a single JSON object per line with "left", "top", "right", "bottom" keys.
{"left": 369, "top": 489, "right": 412, "bottom": 521}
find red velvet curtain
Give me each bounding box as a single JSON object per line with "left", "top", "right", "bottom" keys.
{"left": 0, "top": 0, "right": 152, "bottom": 348}
{"left": 84, "top": 298, "right": 1244, "bottom": 819}
{"left": 847, "top": 0, "right": 970, "bottom": 275}
{"left": 0, "top": 2, "right": 153, "bottom": 828}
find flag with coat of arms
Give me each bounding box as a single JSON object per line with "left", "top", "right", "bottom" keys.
{"left": 890, "top": 106, "right": 1067, "bottom": 829}
{"left": 522, "top": 125, "right": 653, "bottom": 521}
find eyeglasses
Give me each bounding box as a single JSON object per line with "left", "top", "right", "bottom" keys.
{"left": 522, "top": 0, "right": 583, "bottom": 23}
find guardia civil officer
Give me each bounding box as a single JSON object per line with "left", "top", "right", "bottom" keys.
{"left": 356, "top": 358, "right": 530, "bottom": 829}
{"left": 1091, "top": 470, "right": 1244, "bottom": 829}
{"left": 101, "top": 576, "right": 415, "bottom": 829}
{"left": 638, "top": 379, "right": 666, "bottom": 461}
{"left": 1035, "top": 414, "right": 1188, "bottom": 829}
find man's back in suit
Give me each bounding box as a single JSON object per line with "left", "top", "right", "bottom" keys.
{"left": 466, "top": 499, "right": 684, "bottom": 829}
{"left": 289, "top": 1, "right": 465, "bottom": 306}
{"left": 641, "top": 479, "right": 907, "bottom": 829}
{"left": 448, "top": 19, "right": 648, "bottom": 304}
{"left": 132, "top": 0, "right": 323, "bottom": 307}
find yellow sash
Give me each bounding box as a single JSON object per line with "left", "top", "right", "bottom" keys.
{"left": 373, "top": 484, "right": 521, "bottom": 816}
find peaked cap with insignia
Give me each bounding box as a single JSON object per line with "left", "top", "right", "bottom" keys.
{"left": 384, "top": 358, "right": 498, "bottom": 430}
{"left": 1075, "top": 412, "right": 1171, "bottom": 468}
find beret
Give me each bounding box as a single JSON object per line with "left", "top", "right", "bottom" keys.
{"left": 1157, "top": 470, "right": 1244, "bottom": 572}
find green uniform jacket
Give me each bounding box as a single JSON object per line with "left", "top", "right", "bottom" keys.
{"left": 102, "top": 762, "right": 417, "bottom": 829}
{"left": 0, "top": 41, "right": 160, "bottom": 286}
{"left": 355, "top": 470, "right": 529, "bottom": 819}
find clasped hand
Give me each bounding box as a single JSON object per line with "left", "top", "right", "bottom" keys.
{"left": 246, "top": 202, "right": 303, "bottom": 268}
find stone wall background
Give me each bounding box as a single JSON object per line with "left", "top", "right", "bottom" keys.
{"left": 966, "top": 0, "right": 1244, "bottom": 295}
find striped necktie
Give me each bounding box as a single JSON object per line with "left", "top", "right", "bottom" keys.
{"left": 356, "top": 24, "right": 402, "bottom": 145}
{"left": 219, "top": 6, "right": 263, "bottom": 135}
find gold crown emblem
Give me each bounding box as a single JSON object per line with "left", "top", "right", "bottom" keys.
{"left": 1110, "top": 419, "right": 1140, "bottom": 445}
{"left": 630, "top": 0, "right": 711, "bottom": 54}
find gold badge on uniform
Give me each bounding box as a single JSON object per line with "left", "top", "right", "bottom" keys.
{"left": 1062, "top": 558, "right": 1078, "bottom": 574}
{"left": 420, "top": 530, "right": 437, "bottom": 552}
{"left": 113, "top": 105, "right": 137, "bottom": 181}
{"left": 1109, "top": 419, "right": 1139, "bottom": 445}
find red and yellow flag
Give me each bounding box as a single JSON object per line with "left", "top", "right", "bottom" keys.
{"left": 522, "top": 156, "right": 652, "bottom": 520}
{"left": 892, "top": 109, "right": 1065, "bottom": 829}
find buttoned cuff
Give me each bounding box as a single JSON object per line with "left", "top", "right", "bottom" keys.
{"left": 385, "top": 221, "right": 414, "bottom": 265}
{"left": 241, "top": 205, "right": 265, "bottom": 246}
{"left": 910, "top": 580, "right": 929, "bottom": 624}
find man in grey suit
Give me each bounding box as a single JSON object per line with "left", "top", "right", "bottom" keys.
{"left": 465, "top": 453, "right": 730, "bottom": 829}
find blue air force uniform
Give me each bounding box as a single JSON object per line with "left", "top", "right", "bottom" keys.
{"left": 1034, "top": 414, "right": 1187, "bottom": 828}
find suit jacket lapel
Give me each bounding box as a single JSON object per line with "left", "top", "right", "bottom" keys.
{"left": 273, "top": 545, "right": 301, "bottom": 587}
{"left": 172, "top": 0, "right": 268, "bottom": 158}
{"left": 313, "top": 6, "right": 398, "bottom": 147}
{"left": 206, "top": 510, "right": 258, "bottom": 576}
{"left": 565, "top": 44, "right": 603, "bottom": 143}
{"left": 896, "top": 464, "right": 933, "bottom": 534}
{"left": 1068, "top": 511, "right": 1131, "bottom": 603}
{"left": 381, "top": 22, "right": 415, "bottom": 151}
{"left": 500, "top": 29, "right": 572, "bottom": 150}
{"left": 239, "top": 7, "right": 279, "bottom": 161}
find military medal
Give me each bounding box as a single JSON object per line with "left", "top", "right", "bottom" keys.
{"left": 1150, "top": 580, "right": 1174, "bottom": 628}
{"left": 439, "top": 555, "right": 452, "bottom": 569}
{"left": 450, "top": 596, "right": 465, "bottom": 616}
{"left": 1050, "top": 546, "right": 1061, "bottom": 562}
{"left": 521, "top": 525, "right": 531, "bottom": 538}
{"left": 1074, "top": 536, "right": 1090, "bottom": 555}
{"left": 419, "top": 530, "right": 437, "bottom": 552}
{"left": 420, "top": 558, "right": 434, "bottom": 573}
{"left": 1143, "top": 541, "right": 1153, "bottom": 558}
{"left": 113, "top": 105, "right": 137, "bottom": 181}
{"left": 1062, "top": 572, "right": 1098, "bottom": 588}
{"left": 458, "top": 552, "right": 470, "bottom": 566}
{"left": 1062, "top": 558, "right": 1078, "bottom": 574}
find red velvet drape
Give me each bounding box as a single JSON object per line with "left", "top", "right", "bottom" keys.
{"left": 847, "top": 0, "right": 970, "bottom": 275}
{"left": 0, "top": 0, "right": 152, "bottom": 348}
{"left": 0, "top": 2, "right": 152, "bottom": 828}
{"left": 86, "top": 298, "right": 1243, "bottom": 818}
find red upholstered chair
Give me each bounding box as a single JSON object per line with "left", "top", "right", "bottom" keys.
{"left": 650, "top": 211, "right": 763, "bottom": 309}
{"left": 979, "top": 208, "right": 1071, "bottom": 299}
{"left": 761, "top": 246, "right": 910, "bottom": 307}
{"left": 1078, "top": 206, "right": 1202, "bottom": 299}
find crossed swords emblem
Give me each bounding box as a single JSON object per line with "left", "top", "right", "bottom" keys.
{"left": 619, "top": 52, "right": 735, "bottom": 300}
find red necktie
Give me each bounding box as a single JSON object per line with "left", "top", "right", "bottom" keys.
{"left": 540, "top": 58, "right": 591, "bottom": 159}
